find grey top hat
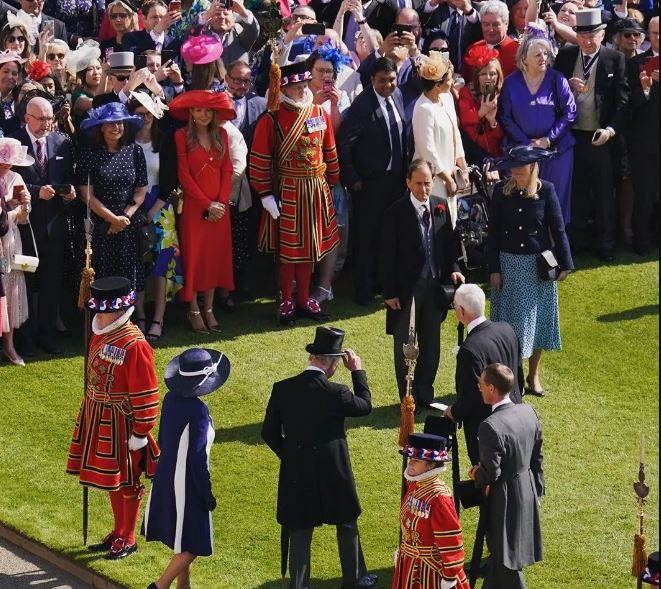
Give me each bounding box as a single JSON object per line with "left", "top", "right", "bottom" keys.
{"left": 107, "top": 51, "right": 135, "bottom": 72}
{"left": 574, "top": 8, "right": 606, "bottom": 33}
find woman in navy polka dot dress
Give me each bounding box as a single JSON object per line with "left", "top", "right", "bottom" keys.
{"left": 78, "top": 103, "right": 148, "bottom": 312}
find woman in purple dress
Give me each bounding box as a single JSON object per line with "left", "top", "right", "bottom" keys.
{"left": 498, "top": 26, "right": 576, "bottom": 224}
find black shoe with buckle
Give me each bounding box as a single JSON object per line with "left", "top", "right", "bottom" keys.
{"left": 105, "top": 537, "right": 138, "bottom": 560}
{"left": 88, "top": 533, "right": 114, "bottom": 552}
{"left": 296, "top": 298, "right": 329, "bottom": 321}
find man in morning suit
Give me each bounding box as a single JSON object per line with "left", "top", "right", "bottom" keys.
{"left": 11, "top": 97, "right": 75, "bottom": 355}
{"left": 261, "top": 327, "right": 378, "bottom": 589}
{"left": 122, "top": 0, "right": 180, "bottom": 56}
{"left": 625, "top": 16, "right": 659, "bottom": 256}
{"left": 554, "top": 8, "right": 629, "bottom": 262}
{"left": 337, "top": 57, "right": 408, "bottom": 305}
{"left": 469, "top": 363, "right": 544, "bottom": 589}
{"left": 380, "top": 159, "right": 464, "bottom": 405}
{"left": 444, "top": 283, "right": 523, "bottom": 465}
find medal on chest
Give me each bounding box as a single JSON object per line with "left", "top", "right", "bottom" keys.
{"left": 406, "top": 495, "right": 431, "bottom": 519}
{"left": 99, "top": 344, "right": 126, "bottom": 365}
{"left": 304, "top": 116, "right": 326, "bottom": 134}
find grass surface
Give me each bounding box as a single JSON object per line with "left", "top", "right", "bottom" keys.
{"left": 0, "top": 251, "right": 658, "bottom": 589}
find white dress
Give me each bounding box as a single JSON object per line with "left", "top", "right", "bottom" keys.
{"left": 0, "top": 171, "right": 29, "bottom": 332}
{"left": 412, "top": 92, "right": 466, "bottom": 226}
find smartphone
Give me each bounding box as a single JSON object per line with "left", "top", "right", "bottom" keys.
{"left": 161, "top": 49, "right": 175, "bottom": 63}
{"left": 391, "top": 23, "right": 414, "bottom": 36}
{"left": 301, "top": 23, "right": 326, "bottom": 35}
{"left": 592, "top": 130, "right": 602, "bottom": 143}
{"left": 135, "top": 54, "right": 148, "bottom": 70}
{"left": 220, "top": 0, "right": 233, "bottom": 8}
{"left": 484, "top": 83, "right": 497, "bottom": 99}
{"left": 323, "top": 79, "right": 334, "bottom": 90}
{"left": 52, "top": 184, "right": 72, "bottom": 196}
{"left": 105, "top": 46, "right": 114, "bottom": 59}
{"left": 539, "top": 0, "right": 550, "bottom": 14}
{"left": 45, "top": 20, "right": 55, "bottom": 35}
{"left": 168, "top": 0, "right": 181, "bottom": 10}
{"left": 12, "top": 185, "right": 23, "bottom": 200}
{"left": 642, "top": 55, "right": 659, "bottom": 77}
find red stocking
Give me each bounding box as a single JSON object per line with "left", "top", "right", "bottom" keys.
{"left": 109, "top": 490, "right": 124, "bottom": 538}
{"left": 295, "top": 263, "right": 313, "bottom": 308}
{"left": 279, "top": 263, "right": 296, "bottom": 303}
{"left": 120, "top": 493, "right": 142, "bottom": 545}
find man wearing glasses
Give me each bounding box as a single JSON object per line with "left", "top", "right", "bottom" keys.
{"left": 11, "top": 96, "right": 75, "bottom": 356}
{"left": 93, "top": 51, "right": 164, "bottom": 107}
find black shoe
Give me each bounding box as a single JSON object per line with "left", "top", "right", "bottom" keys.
{"left": 147, "top": 584, "right": 159, "bottom": 589}
{"left": 296, "top": 299, "right": 329, "bottom": 321}
{"left": 355, "top": 573, "right": 379, "bottom": 588}
{"left": 105, "top": 538, "right": 137, "bottom": 560}
{"left": 279, "top": 300, "right": 296, "bottom": 327}
{"left": 88, "top": 533, "right": 114, "bottom": 552}
{"left": 218, "top": 296, "right": 236, "bottom": 312}
{"left": 37, "top": 339, "right": 61, "bottom": 355}
{"left": 598, "top": 250, "right": 615, "bottom": 263}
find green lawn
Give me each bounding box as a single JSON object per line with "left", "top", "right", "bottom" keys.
{"left": 0, "top": 251, "right": 658, "bottom": 589}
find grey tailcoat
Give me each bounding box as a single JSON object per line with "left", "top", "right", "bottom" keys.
{"left": 475, "top": 402, "right": 544, "bottom": 570}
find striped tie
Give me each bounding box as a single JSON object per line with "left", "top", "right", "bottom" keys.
{"left": 35, "top": 138, "right": 46, "bottom": 171}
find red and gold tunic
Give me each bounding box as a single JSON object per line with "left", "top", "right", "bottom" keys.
{"left": 66, "top": 321, "right": 160, "bottom": 490}
{"left": 249, "top": 102, "right": 340, "bottom": 263}
{"left": 393, "top": 475, "right": 469, "bottom": 589}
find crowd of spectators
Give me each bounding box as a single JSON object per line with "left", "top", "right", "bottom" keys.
{"left": 0, "top": 0, "right": 657, "bottom": 368}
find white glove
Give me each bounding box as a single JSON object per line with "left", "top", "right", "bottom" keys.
{"left": 441, "top": 580, "right": 457, "bottom": 589}
{"left": 261, "top": 195, "right": 280, "bottom": 220}
{"left": 128, "top": 434, "right": 148, "bottom": 451}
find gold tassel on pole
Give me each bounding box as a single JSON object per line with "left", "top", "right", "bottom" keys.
{"left": 398, "top": 297, "right": 418, "bottom": 447}
{"left": 632, "top": 434, "right": 649, "bottom": 579}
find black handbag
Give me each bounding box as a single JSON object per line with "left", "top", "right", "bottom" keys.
{"left": 536, "top": 249, "right": 560, "bottom": 281}
{"left": 137, "top": 214, "right": 158, "bottom": 257}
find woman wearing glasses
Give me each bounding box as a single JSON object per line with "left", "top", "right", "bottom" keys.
{"left": 0, "top": 22, "right": 33, "bottom": 68}
{"left": 40, "top": 39, "right": 74, "bottom": 92}
{"left": 0, "top": 50, "right": 25, "bottom": 137}
{"left": 101, "top": 0, "right": 139, "bottom": 60}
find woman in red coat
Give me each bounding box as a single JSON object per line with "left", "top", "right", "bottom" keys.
{"left": 457, "top": 46, "right": 505, "bottom": 166}
{"left": 169, "top": 90, "right": 236, "bottom": 333}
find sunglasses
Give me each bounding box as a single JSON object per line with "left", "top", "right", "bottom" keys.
{"left": 112, "top": 74, "right": 130, "bottom": 81}
{"left": 47, "top": 53, "right": 65, "bottom": 60}
{"left": 9, "top": 36, "right": 26, "bottom": 43}
{"left": 110, "top": 12, "right": 130, "bottom": 19}
{"left": 621, "top": 31, "right": 642, "bottom": 38}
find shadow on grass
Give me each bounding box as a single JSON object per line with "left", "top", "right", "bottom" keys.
{"left": 253, "top": 566, "right": 394, "bottom": 589}
{"left": 0, "top": 571, "right": 87, "bottom": 589}
{"left": 215, "top": 397, "right": 455, "bottom": 445}
{"left": 596, "top": 304, "right": 659, "bottom": 323}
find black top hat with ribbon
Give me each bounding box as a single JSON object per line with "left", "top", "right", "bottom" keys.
{"left": 164, "top": 348, "right": 231, "bottom": 397}
{"left": 400, "top": 433, "right": 450, "bottom": 462}
{"left": 305, "top": 326, "right": 346, "bottom": 356}
{"left": 87, "top": 276, "right": 135, "bottom": 313}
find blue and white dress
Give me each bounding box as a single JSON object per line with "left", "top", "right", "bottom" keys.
{"left": 143, "top": 393, "right": 215, "bottom": 556}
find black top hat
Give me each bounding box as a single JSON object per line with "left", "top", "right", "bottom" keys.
{"left": 641, "top": 551, "right": 660, "bottom": 585}
{"left": 574, "top": 8, "right": 607, "bottom": 32}
{"left": 280, "top": 59, "right": 312, "bottom": 87}
{"left": 400, "top": 432, "right": 450, "bottom": 462}
{"left": 305, "top": 327, "right": 346, "bottom": 356}
{"left": 164, "top": 348, "right": 231, "bottom": 397}
{"left": 88, "top": 276, "right": 135, "bottom": 313}
{"left": 612, "top": 17, "right": 646, "bottom": 35}
{"left": 486, "top": 145, "right": 556, "bottom": 172}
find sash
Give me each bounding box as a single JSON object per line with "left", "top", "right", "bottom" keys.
{"left": 277, "top": 105, "right": 314, "bottom": 169}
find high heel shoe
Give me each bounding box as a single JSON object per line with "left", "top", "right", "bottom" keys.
{"left": 146, "top": 320, "right": 164, "bottom": 342}
{"left": 313, "top": 286, "right": 334, "bottom": 303}
{"left": 2, "top": 350, "right": 25, "bottom": 367}
{"left": 203, "top": 309, "right": 222, "bottom": 333}
{"left": 524, "top": 376, "right": 545, "bottom": 397}
{"left": 187, "top": 311, "right": 209, "bottom": 334}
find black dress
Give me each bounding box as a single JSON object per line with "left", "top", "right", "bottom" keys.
{"left": 77, "top": 143, "right": 148, "bottom": 292}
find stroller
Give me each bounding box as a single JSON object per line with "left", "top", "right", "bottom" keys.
{"left": 455, "top": 165, "right": 493, "bottom": 281}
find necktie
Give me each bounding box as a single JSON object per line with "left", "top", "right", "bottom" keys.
{"left": 385, "top": 98, "right": 402, "bottom": 173}
{"left": 422, "top": 205, "right": 430, "bottom": 227}
{"left": 232, "top": 97, "right": 243, "bottom": 128}
{"left": 448, "top": 11, "right": 461, "bottom": 69}
{"left": 35, "top": 138, "right": 46, "bottom": 171}
{"left": 582, "top": 52, "right": 598, "bottom": 79}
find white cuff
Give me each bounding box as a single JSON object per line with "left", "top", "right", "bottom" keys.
{"left": 423, "top": 0, "right": 438, "bottom": 12}
{"left": 129, "top": 434, "right": 148, "bottom": 451}
{"left": 606, "top": 126, "right": 615, "bottom": 137}
{"left": 118, "top": 89, "right": 129, "bottom": 104}
{"left": 441, "top": 580, "right": 457, "bottom": 589}
{"left": 465, "top": 8, "right": 479, "bottom": 23}
{"left": 237, "top": 10, "right": 254, "bottom": 24}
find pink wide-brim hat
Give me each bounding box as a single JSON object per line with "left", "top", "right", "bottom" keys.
{"left": 0, "top": 138, "right": 35, "bottom": 167}
{"left": 181, "top": 35, "right": 223, "bottom": 65}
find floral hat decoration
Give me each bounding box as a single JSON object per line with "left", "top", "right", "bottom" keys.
{"left": 64, "top": 39, "right": 101, "bottom": 75}
{"left": 463, "top": 45, "right": 499, "bottom": 70}
{"left": 27, "top": 60, "right": 52, "bottom": 82}
{"left": 80, "top": 102, "right": 144, "bottom": 134}
{"left": 5, "top": 11, "right": 37, "bottom": 47}
{"left": 313, "top": 43, "right": 353, "bottom": 73}
{"left": 0, "top": 138, "right": 35, "bottom": 167}
{"left": 417, "top": 50, "right": 451, "bottom": 82}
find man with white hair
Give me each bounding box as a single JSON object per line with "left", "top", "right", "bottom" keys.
{"left": 444, "top": 283, "right": 523, "bottom": 465}
{"left": 462, "top": 0, "right": 519, "bottom": 78}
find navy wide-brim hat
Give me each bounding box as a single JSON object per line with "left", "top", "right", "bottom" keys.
{"left": 88, "top": 276, "right": 135, "bottom": 313}
{"left": 80, "top": 102, "right": 144, "bottom": 134}
{"left": 400, "top": 432, "right": 450, "bottom": 462}
{"left": 305, "top": 326, "right": 346, "bottom": 356}
{"left": 165, "top": 348, "right": 231, "bottom": 398}
{"left": 486, "top": 145, "right": 556, "bottom": 172}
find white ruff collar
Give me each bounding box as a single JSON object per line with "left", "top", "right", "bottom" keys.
{"left": 92, "top": 307, "right": 134, "bottom": 335}
{"left": 404, "top": 464, "right": 447, "bottom": 482}
{"left": 280, "top": 87, "right": 314, "bottom": 109}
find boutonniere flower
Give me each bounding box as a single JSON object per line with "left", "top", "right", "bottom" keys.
{"left": 434, "top": 203, "right": 446, "bottom": 216}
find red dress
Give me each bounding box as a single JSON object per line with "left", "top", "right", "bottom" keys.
{"left": 175, "top": 127, "right": 234, "bottom": 302}
{"left": 392, "top": 475, "right": 469, "bottom": 589}
{"left": 457, "top": 85, "right": 504, "bottom": 158}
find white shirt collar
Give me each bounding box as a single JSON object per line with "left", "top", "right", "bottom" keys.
{"left": 409, "top": 193, "right": 430, "bottom": 214}
{"left": 25, "top": 127, "right": 47, "bottom": 151}
{"left": 305, "top": 365, "right": 326, "bottom": 374}
{"left": 373, "top": 87, "right": 392, "bottom": 106}
{"left": 582, "top": 49, "right": 600, "bottom": 58}
{"left": 492, "top": 396, "right": 513, "bottom": 412}
{"left": 149, "top": 29, "right": 165, "bottom": 45}
{"left": 466, "top": 315, "right": 487, "bottom": 334}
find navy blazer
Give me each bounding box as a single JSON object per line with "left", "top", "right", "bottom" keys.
{"left": 487, "top": 179, "right": 574, "bottom": 273}
{"left": 237, "top": 93, "right": 267, "bottom": 148}
{"left": 10, "top": 128, "right": 75, "bottom": 243}
{"left": 626, "top": 49, "right": 659, "bottom": 155}
{"left": 336, "top": 86, "right": 407, "bottom": 188}
{"left": 122, "top": 30, "right": 178, "bottom": 56}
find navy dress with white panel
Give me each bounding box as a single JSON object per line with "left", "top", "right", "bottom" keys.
{"left": 143, "top": 392, "right": 215, "bottom": 556}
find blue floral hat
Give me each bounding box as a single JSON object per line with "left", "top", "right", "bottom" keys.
{"left": 80, "top": 102, "right": 144, "bottom": 134}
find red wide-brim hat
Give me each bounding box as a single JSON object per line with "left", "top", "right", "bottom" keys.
{"left": 168, "top": 90, "right": 237, "bottom": 122}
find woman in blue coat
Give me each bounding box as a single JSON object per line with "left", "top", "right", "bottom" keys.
{"left": 143, "top": 348, "right": 230, "bottom": 589}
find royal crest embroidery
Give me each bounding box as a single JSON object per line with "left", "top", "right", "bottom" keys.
{"left": 99, "top": 344, "right": 127, "bottom": 365}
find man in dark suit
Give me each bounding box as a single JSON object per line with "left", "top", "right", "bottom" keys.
{"left": 261, "top": 327, "right": 377, "bottom": 589}
{"left": 338, "top": 57, "right": 408, "bottom": 305}
{"left": 121, "top": 0, "right": 179, "bottom": 56}
{"left": 470, "top": 363, "right": 544, "bottom": 589}
{"left": 11, "top": 96, "right": 75, "bottom": 355}
{"left": 225, "top": 60, "right": 266, "bottom": 148}
{"left": 626, "top": 16, "right": 659, "bottom": 256}
{"left": 380, "top": 159, "right": 464, "bottom": 405}
{"left": 444, "top": 283, "right": 523, "bottom": 465}
{"left": 554, "top": 8, "right": 629, "bottom": 262}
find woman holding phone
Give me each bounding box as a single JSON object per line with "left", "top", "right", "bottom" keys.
{"left": 101, "top": 0, "right": 139, "bottom": 60}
